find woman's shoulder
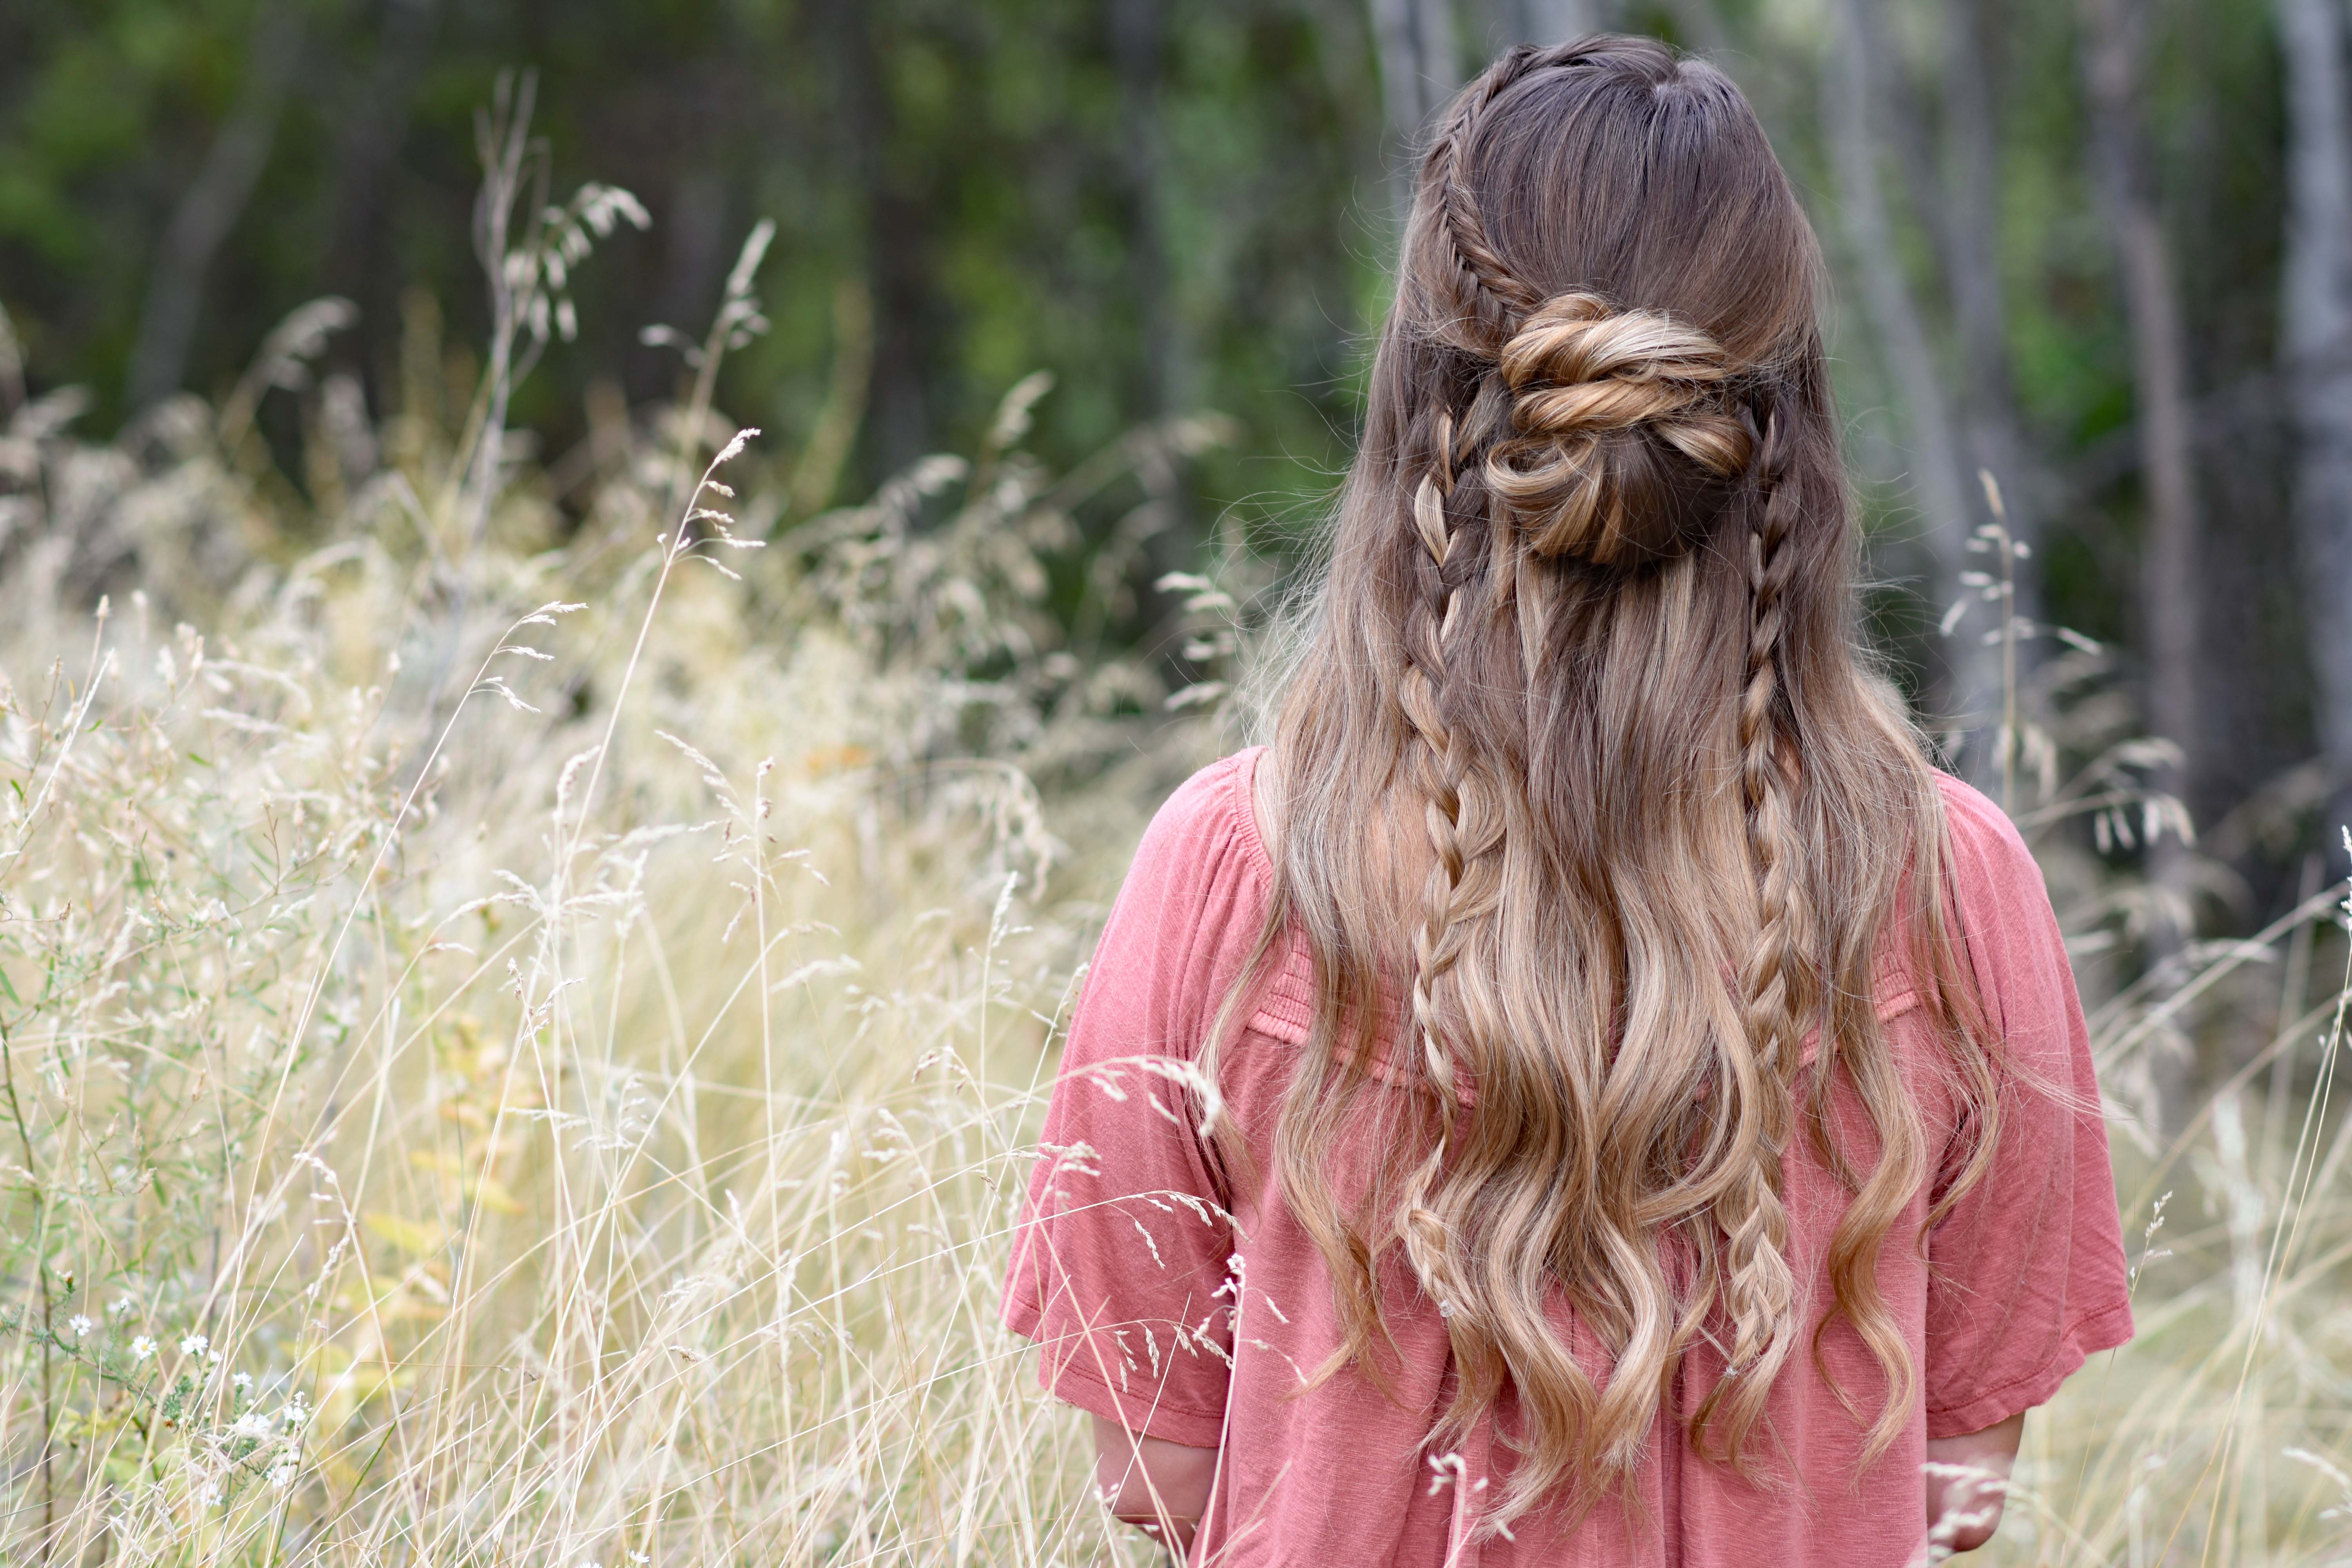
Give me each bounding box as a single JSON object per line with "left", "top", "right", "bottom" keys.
{"left": 1927, "top": 771, "right": 2078, "bottom": 1045}
{"left": 1073, "top": 749, "right": 1280, "bottom": 1056}
{"left": 1931, "top": 771, "right": 2045, "bottom": 906}
{"left": 1132, "top": 746, "right": 1276, "bottom": 887}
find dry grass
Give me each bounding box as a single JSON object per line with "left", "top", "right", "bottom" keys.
{"left": 0, "top": 136, "right": 2347, "bottom": 1568}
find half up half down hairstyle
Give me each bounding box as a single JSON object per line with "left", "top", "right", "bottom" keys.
{"left": 1212, "top": 35, "right": 2001, "bottom": 1528}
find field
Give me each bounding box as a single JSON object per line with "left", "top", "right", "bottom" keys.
{"left": 1, "top": 248, "right": 2350, "bottom": 1566}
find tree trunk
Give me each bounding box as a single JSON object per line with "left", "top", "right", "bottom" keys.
{"left": 324, "top": 0, "right": 438, "bottom": 412}
{"left": 1111, "top": 0, "right": 1180, "bottom": 417}
{"left": 2078, "top": 0, "right": 2201, "bottom": 842}
{"left": 2277, "top": 0, "right": 2352, "bottom": 864}
{"left": 1489, "top": 0, "right": 1606, "bottom": 45}
{"left": 125, "top": 6, "right": 303, "bottom": 410}
{"left": 1939, "top": 0, "right": 2051, "bottom": 647}
{"left": 1659, "top": 0, "right": 1731, "bottom": 58}
{"left": 1367, "top": 0, "right": 1461, "bottom": 222}
{"left": 1109, "top": 0, "right": 1197, "bottom": 655}
{"left": 1862, "top": 0, "right": 2054, "bottom": 788}
{"left": 1824, "top": 0, "right": 2001, "bottom": 766}
{"left": 820, "top": 0, "right": 933, "bottom": 477}
{"left": 2079, "top": 0, "right": 2202, "bottom": 1127}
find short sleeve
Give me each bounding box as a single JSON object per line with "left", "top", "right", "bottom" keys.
{"left": 999, "top": 757, "right": 1265, "bottom": 1448}
{"left": 1922, "top": 777, "right": 2135, "bottom": 1438}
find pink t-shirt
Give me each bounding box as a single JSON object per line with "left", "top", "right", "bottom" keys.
{"left": 1003, "top": 748, "right": 2132, "bottom": 1566}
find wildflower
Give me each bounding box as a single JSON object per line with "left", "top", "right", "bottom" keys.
{"left": 66, "top": 1315, "right": 91, "bottom": 1339}
{"left": 109, "top": 1295, "right": 135, "bottom": 1317}
{"left": 197, "top": 1485, "right": 222, "bottom": 1508}
{"left": 130, "top": 1336, "right": 156, "bottom": 1361}
{"left": 232, "top": 1371, "right": 253, "bottom": 1392}
{"left": 232, "top": 1410, "right": 274, "bottom": 1439}
{"left": 629, "top": 1555, "right": 651, "bottom": 1566}
{"left": 267, "top": 1463, "right": 298, "bottom": 1489}
{"left": 179, "top": 1334, "right": 208, "bottom": 1357}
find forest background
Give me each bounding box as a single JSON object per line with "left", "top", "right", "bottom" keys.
{"left": 1, "top": 0, "right": 2338, "bottom": 917}
{"left": 2, "top": 0, "right": 2351, "bottom": 1564}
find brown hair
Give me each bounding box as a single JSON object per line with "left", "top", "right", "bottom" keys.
{"left": 1214, "top": 36, "right": 1998, "bottom": 1526}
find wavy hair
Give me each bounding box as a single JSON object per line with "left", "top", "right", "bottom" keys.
{"left": 1213, "top": 36, "right": 1999, "bottom": 1525}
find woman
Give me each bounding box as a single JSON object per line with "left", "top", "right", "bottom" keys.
{"left": 1003, "top": 35, "right": 2130, "bottom": 1566}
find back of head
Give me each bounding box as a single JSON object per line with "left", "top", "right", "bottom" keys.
{"left": 1382, "top": 35, "right": 1829, "bottom": 570}
{"left": 1244, "top": 36, "right": 1994, "bottom": 1527}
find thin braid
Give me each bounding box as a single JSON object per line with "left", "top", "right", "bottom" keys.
{"left": 1392, "top": 411, "right": 1497, "bottom": 1318}
{"left": 1716, "top": 404, "right": 1809, "bottom": 1412}
{"left": 1400, "top": 419, "right": 1465, "bottom": 1102}
{"left": 1425, "top": 47, "right": 1555, "bottom": 347}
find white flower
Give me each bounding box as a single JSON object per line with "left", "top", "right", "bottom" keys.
{"left": 232, "top": 1371, "right": 253, "bottom": 1392}
{"left": 197, "top": 1485, "right": 222, "bottom": 1508}
{"left": 179, "top": 1334, "right": 208, "bottom": 1357}
{"left": 268, "top": 1463, "right": 297, "bottom": 1488}
{"left": 629, "top": 1555, "right": 650, "bottom": 1565}
{"left": 108, "top": 1296, "right": 135, "bottom": 1318}
{"left": 130, "top": 1336, "right": 157, "bottom": 1361}
{"left": 66, "top": 1315, "right": 91, "bottom": 1339}
{"left": 279, "top": 1396, "right": 310, "bottom": 1428}
{"left": 232, "top": 1410, "right": 275, "bottom": 1439}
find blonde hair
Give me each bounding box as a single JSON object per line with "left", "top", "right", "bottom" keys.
{"left": 1210, "top": 37, "right": 1998, "bottom": 1527}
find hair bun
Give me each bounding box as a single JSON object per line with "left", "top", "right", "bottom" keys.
{"left": 1484, "top": 292, "right": 1754, "bottom": 564}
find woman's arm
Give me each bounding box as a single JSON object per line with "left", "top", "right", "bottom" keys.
{"left": 1090, "top": 1414, "right": 1219, "bottom": 1557}
{"left": 1925, "top": 1410, "right": 2026, "bottom": 1554}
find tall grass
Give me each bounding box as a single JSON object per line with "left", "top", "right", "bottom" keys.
{"left": 0, "top": 127, "right": 2347, "bottom": 1567}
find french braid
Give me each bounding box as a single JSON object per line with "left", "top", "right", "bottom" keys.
{"left": 1423, "top": 45, "right": 1554, "bottom": 350}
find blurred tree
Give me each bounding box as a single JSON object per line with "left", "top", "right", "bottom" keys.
{"left": 1111, "top": 0, "right": 1182, "bottom": 417}
{"left": 1483, "top": 0, "right": 1612, "bottom": 48}
{"left": 811, "top": 0, "right": 939, "bottom": 475}
{"left": 1826, "top": 0, "right": 1996, "bottom": 760}
{"left": 125, "top": 2, "right": 303, "bottom": 408}
{"left": 319, "top": 0, "right": 438, "bottom": 363}
{"left": 2278, "top": 0, "right": 2352, "bottom": 860}
{"left": 1932, "top": 0, "right": 2053, "bottom": 641}
{"left": 1368, "top": 0, "right": 1460, "bottom": 217}
{"left": 2078, "top": 0, "right": 2203, "bottom": 982}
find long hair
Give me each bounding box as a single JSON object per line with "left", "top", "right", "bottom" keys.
{"left": 1214, "top": 37, "right": 1999, "bottom": 1525}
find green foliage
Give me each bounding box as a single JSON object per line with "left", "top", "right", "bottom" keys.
{"left": 0, "top": 0, "right": 1377, "bottom": 529}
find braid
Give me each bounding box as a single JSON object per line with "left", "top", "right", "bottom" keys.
{"left": 1392, "top": 412, "right": 1502, "bottom": 1326}
{"left": 1425, "top": 46, "right": 1556, "bottom": 348}
{"left": 1702, "top": 403, "right": 1810, "bottom": 1445}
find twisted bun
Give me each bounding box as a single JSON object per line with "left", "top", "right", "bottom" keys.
{"left": 1483, "top": 292, "right": 1754, "bottom": 564}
